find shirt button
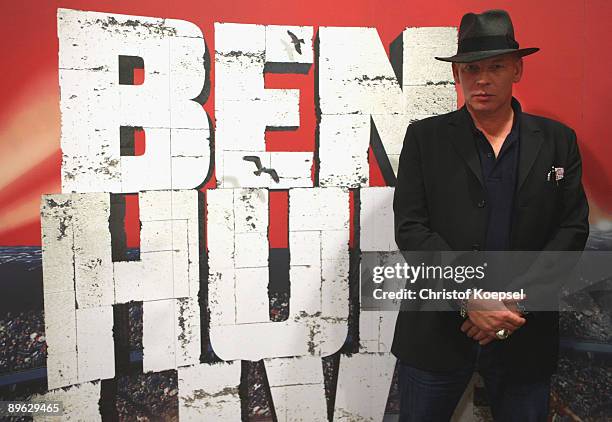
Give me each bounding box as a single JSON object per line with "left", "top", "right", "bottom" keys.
{"left": 487, "top": 152, "right": 493, "bottom": 158}
{"left": 477, "top": 200, "right": 486, "bottom": 208}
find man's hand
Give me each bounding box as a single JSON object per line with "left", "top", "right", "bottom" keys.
{"left": 460, "top": 319, "right": 497, "bottom": 345}
{"left": 467, "top": 297, "right": 526, "bottom": 330}
{"left": 460, "top": 298, "right": 526, "bottom": 344}
{"left": 502, "top": 299, "right": 525, "bottom": 316}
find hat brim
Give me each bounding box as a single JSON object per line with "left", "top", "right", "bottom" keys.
{"left": 435, "top": 47, "right": 539, "bottom": 63}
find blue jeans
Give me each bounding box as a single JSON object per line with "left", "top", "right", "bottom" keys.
{"left": 398, "top": 343, "right": 551, "bottom": 422}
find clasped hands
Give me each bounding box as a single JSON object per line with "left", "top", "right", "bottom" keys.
{"left": 460, "top": 298, "right": 526, "bottom": 345}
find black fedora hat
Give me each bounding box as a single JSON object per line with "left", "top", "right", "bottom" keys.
{"left": 435, "top": 9, "right": 539, "bottom": 63}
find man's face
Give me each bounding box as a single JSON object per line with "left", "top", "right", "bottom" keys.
{"left": 452, "top": 53, "right": 523, "bottom": 115}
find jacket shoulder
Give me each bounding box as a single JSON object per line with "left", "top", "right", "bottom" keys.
{"left": 522, "top": 113, "right": 580, "bottom": 160}
{"left": 522, "top": 113, "right": 577, "bottom": 138}
{"left": 408, "top": 109, "right": 460, "bottom": 133}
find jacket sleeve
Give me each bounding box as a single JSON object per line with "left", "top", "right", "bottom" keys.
{"left": 393, "top": 124, "right": 471, "bottom": 312}
{"left": 393, "top": 123, "right": 452, "bottom": 251}
{"left": 505, "top": 128, "right": 590, "bottom": 307}
{"left": 541, "top": 128, "right": 590, "bottom": 252}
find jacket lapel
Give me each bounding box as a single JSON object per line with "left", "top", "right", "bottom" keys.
{"left": 449, "top": 107, "right": 484, "bottom": 188}
{"left": 516, "top": 113, "right": 544, "bottom": 193}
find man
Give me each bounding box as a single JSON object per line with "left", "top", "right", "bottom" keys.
{"left": 391, "top": 9, "right": 589, "bottom": 422}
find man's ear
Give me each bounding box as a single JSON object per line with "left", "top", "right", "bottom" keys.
{"left": 513, "top": 56, "right": 524, "bottom": 83}
{"left": 452, "top": 63, "right": 460, "bottom": 84}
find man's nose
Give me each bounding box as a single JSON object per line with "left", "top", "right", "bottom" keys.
{"left": 476, "top": 72, "right": 491, "bottom": 85}
{"left": 475, "top": 70, "right": 492, "bottom": 85}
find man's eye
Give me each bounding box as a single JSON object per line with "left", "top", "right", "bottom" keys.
{"left": 465, "top": 65, "right": 479, "bottom": 73}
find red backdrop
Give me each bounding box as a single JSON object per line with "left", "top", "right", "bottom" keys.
{"left": 1, "top": 0, "right": 610, "bottom": 246}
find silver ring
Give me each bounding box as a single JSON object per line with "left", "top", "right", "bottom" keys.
{"left": 495, "top": 328, "right": 510, "bottom": 340}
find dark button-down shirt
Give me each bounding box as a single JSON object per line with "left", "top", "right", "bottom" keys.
{"left": 466, "top": 99, "right": 521, "bottom": 251}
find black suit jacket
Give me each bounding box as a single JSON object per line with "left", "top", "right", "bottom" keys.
{"left": 391, "top": 102, "right": 589, "bottom": 377}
